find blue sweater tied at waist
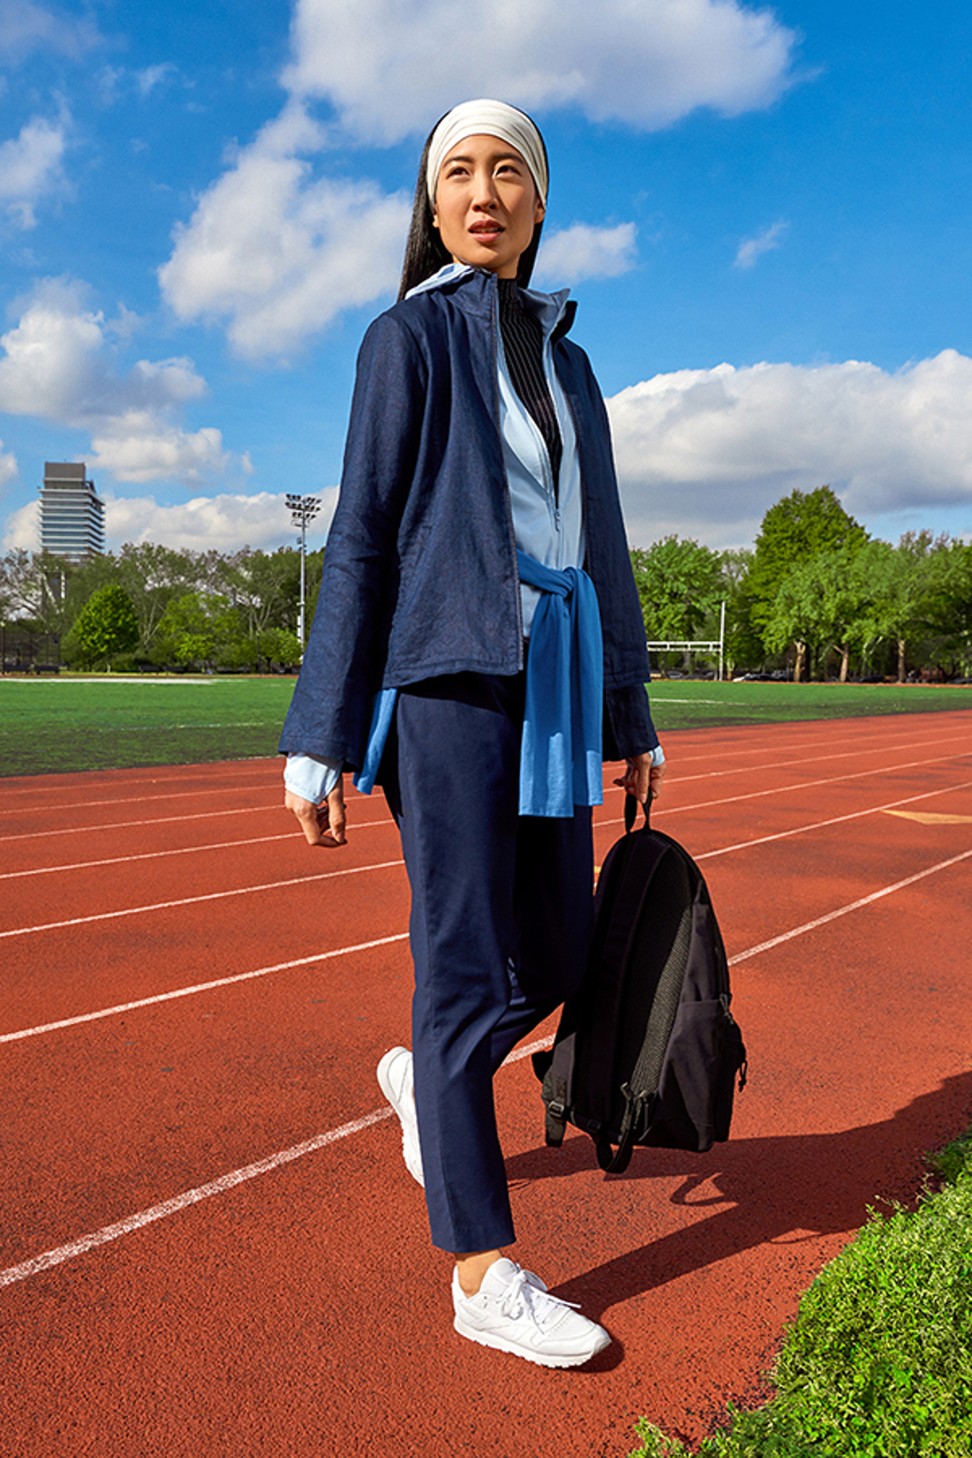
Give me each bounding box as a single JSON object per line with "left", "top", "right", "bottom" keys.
{"left": 354, "top": 549, "right": 603, "bottom": 818}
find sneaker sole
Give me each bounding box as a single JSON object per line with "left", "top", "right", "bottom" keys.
{"left": 376, "top": 1049, "right": 424, "bottom": 1187}
{"left": 453, "top": 1314, "right": 610, "bottom": 1369}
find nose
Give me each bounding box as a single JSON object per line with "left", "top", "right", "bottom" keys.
{"left": 471, "top": 166, "right": 499, "bottom": 209}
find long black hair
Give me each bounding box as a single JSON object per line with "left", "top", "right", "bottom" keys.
{"left": 397, "top": 113, "right": 548, "bottom": 301}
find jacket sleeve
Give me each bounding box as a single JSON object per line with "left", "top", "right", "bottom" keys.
{"left": 278, "top": 312, "right": 427, "bottom": 768}
{"left": 603, "top": 682, "right": 659, "bottom": 760}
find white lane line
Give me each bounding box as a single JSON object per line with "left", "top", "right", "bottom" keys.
{"left": 0, "top": 778, "right": 390, "bottom": 820}
{"left": 5, "top": 756, "right": 971, "bottom": 936}
{"left": 5, "top": 735, "right": 967, "bottom": 855}
{"left": 3, "top": 726, "right": 967, "bottom": 853}
{"left": 2, "top": 726, "right": 965, "bottom": 827}
{"left": 0, "top": 1108, "right": 394, "bottom": 1290}
{"left": 0, "top": 832, "right": 296, "bottom": 881}
{"left": 0, "top": 1035, "right": 550, "bottom": 1291}
{"left": 597, "top": 747, "right": 972, "bottom": 828}
{"left": 0, "top": 802, "right": 391, "bottom": 846}
{"left": 0, "top": 860, "right": 406, "bottom": 941}
{"left": 0, "top": 780, "right": 281, "bottom": 818}
{"left": 5, "top": 774, "right": 972, "bottom": 1042}
{"left": 654, "top": 728, "right": 972, "bottom": 788}
{"left": 731, "top": 845, "right": 972, "bottom": 966}
{"left": 0, "top": 932, "right": 411, "bottom": 1045}
{"left": 0, "top": 766, "right": 276, "bottom": 798}
{"left": 695, "top": 777, "right": 972, "bottom": 862}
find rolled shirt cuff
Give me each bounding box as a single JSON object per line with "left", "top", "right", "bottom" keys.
{"left": 284, "top": 752, "right": 343, "bottom": 803}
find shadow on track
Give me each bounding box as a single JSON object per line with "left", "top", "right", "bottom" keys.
{"left": 504, "top": 1071, "right": 972, "bottom": 1320}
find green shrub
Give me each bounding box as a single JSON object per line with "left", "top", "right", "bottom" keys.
{"left": 629, "top": 1134, "right": 972, "bottom": 1458}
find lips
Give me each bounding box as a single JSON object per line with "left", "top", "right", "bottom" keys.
{"left": 469, "top": 222, "right": 503, "bottom": 236}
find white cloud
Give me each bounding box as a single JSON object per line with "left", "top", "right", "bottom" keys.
{"left": 2, "top": 499, "right": 38, "bottom": 551}
{"left": 4, "top": 486, "right": 340, "bottom": 555}
{"left": 0, "top": 113, "right": 68, "bottom": 228}
{"left": 536, "top": 222, "right": 637, "bottom": 284}
{"left": 160, "top": 0, "right": 797, "bottom": 355}
{"left": 0, "top": 438, "right": 17, "bottom": 486}
{"left": 0, "top": 0, "right": 99, "bottom": 62}
{"left": 136, "top": 63, "right": 179, "bottom": 98}
{"left": 100, "top": 487, "right": 338, "bottom": 552}
{"left": 97, "top": 61, "right": 183, "bottom": 106}
{"left": 159, "top": 104, "right": 410, "bottom": 359}
{"left": 0, "top": 279, "right": 232, "bottom": 486}
{"left": 284, "top": 0, "right": 797, "bottom": 143}
{"left": 734, "top": 219, "right": 787, "bottom": 269}
{"left": 607, "top": 350, "right": 972, "bottom": 548}
{"left": 91, "top": 420, "right": 226, "bottom": 484}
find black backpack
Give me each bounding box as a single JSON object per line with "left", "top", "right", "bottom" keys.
{"left": 533, "top": 794, "right": 747, "bottom": 1173}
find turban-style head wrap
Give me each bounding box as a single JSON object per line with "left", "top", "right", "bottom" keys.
{"left": 426, "top": 99, "right": 548, "bottom": 209}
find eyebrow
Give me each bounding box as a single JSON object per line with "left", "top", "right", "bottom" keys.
{"left": 443, "top": 151, "right": 524, "bottom": 166}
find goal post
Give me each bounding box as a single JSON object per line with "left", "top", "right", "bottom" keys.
{"left": 646, "top": 601, "right": 726, "bottom": 681}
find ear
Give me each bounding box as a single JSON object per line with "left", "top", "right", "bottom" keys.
{"left": 534, "top": 198, "right": 546, "bottom": 223}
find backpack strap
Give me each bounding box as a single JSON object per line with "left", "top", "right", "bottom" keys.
{"left": 595, "top": 1084, "right": 647, "bottom": 1173}
{"left": 624, "top": 791, "right": 653, "bottom": 833}
{"left": 541, "top": 1030, "right": 576, "bottom": 1147}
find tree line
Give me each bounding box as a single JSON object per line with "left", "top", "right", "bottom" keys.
{"left": 627, "top": 486, "right": 971, "bottom": 682}
{"left": 0, "top": 542, "right": 323, "bottom": 672}
{"left": 2, "top": 486, "right": 970, "bottom": 679}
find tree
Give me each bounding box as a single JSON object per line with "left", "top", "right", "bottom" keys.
{"left": 255, "top": 627, "right": 302, "bottom": 671}
{"left": 0, "top": 549, "right": 77, "bottom": 636}
{"left": 719, "top": 548, "right": 762, "bottom": 678}
{"left": 847, "top": 532, "right": 970, "bottom": 682}
{"left": 629, "top": 537, "right": 724, "bottom": 642}
{"left": 746, "top": 486, "right": 868, "bottom": 680}
{"left": 69, "top": 584, "right": 139, "bottom": 670}
{"left": 215, "top": 547, "right": 301, "bottom": 636}
{"left": 152, "top": 591, "right": 219, "bottom": 669}
{"left": 113, "top": 543, "right": 201, "bottom": 653}
{"left": 763, "top": 545, "right": 873, "bottom": 681}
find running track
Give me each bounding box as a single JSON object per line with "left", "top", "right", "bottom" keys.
{"left": 2, "top": 711, "right": 971, "bottom": 1457}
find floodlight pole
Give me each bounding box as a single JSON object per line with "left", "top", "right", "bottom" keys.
{"left": 285, "top": 493, "right": 321, "bottom": 649}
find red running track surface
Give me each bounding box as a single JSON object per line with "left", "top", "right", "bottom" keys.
{"left": 1, "top": 712, "right": 971, "bottom": 1456}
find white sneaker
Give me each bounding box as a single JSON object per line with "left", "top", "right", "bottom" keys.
{"left": 452, "top": 1257, "right": 611, "bottom": 1369}
{"left": 376, "top": 1046, "right": 424, "bottom": 1187}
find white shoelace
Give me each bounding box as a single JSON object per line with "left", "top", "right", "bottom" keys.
{"left": 498, "top": 1267, "right": 582, "bottom": 1325}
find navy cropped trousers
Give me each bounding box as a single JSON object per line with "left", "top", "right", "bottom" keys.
{"left": 382, "top": 670, "right": 595, "bottom": 1253}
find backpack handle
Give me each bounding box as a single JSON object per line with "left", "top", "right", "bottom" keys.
{"left": 624, "top": 792, "right": 652, "bottom": 833}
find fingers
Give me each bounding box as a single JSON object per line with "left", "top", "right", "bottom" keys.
{"left": 323, "top": 782, "right": 346, "bottom": 846}
{"left": 611, "top": 753, "right": 664, "bottom": 805}
{"left": 284, "top": 786, "right": 347, "bottom": 848}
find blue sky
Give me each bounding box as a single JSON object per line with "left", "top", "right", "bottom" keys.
{"left": 1, "top": 0, "right": 970, "bottom": 556}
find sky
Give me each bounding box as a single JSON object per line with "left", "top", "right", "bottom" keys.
{"left": 1, "top": 0, "right": 970, "bottom": 558}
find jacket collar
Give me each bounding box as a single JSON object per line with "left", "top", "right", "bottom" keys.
{"left": 407, "top": 263, "right": 576, "bottom": 340}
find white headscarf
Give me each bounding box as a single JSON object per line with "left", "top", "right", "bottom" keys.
{"left": 426, "top": 99, "right": 548, "bottom": 208}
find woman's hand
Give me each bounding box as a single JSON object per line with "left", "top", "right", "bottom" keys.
{"left": 613, "top": 752, "right": 666, "bottom": 805}
{"left": 285, "top": 779, "right": 347, "bottom": 847}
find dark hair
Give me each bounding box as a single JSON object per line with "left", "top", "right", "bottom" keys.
{"left": 397, "top": 115, "right": 547, "bottom": 301}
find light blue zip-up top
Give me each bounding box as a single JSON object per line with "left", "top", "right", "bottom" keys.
{"left": 284, "top": 264, "right": 660, "bottom": 805}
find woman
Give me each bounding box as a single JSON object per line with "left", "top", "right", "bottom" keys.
{"left": 280, "top": 99, "right": 664, "bottom": 1368}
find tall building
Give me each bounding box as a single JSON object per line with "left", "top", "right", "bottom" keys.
{"left": 39, "top": 462, "right": 106, "bottom": 560}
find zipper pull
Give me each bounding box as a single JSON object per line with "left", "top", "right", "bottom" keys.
{"left": 554, "top": 507, "right": 562, "bottom": 530}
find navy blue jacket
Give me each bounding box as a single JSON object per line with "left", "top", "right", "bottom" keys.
{"left": 279, "top": 267, "right": 657, "bottom": 769}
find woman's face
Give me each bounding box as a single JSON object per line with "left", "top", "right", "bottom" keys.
{"left": 433, "top": 133, "right": 544, "bottom": 279}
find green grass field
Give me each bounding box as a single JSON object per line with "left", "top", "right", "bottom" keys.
{"left": 0, "top": 674, "right": 969, "bottom": 778}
